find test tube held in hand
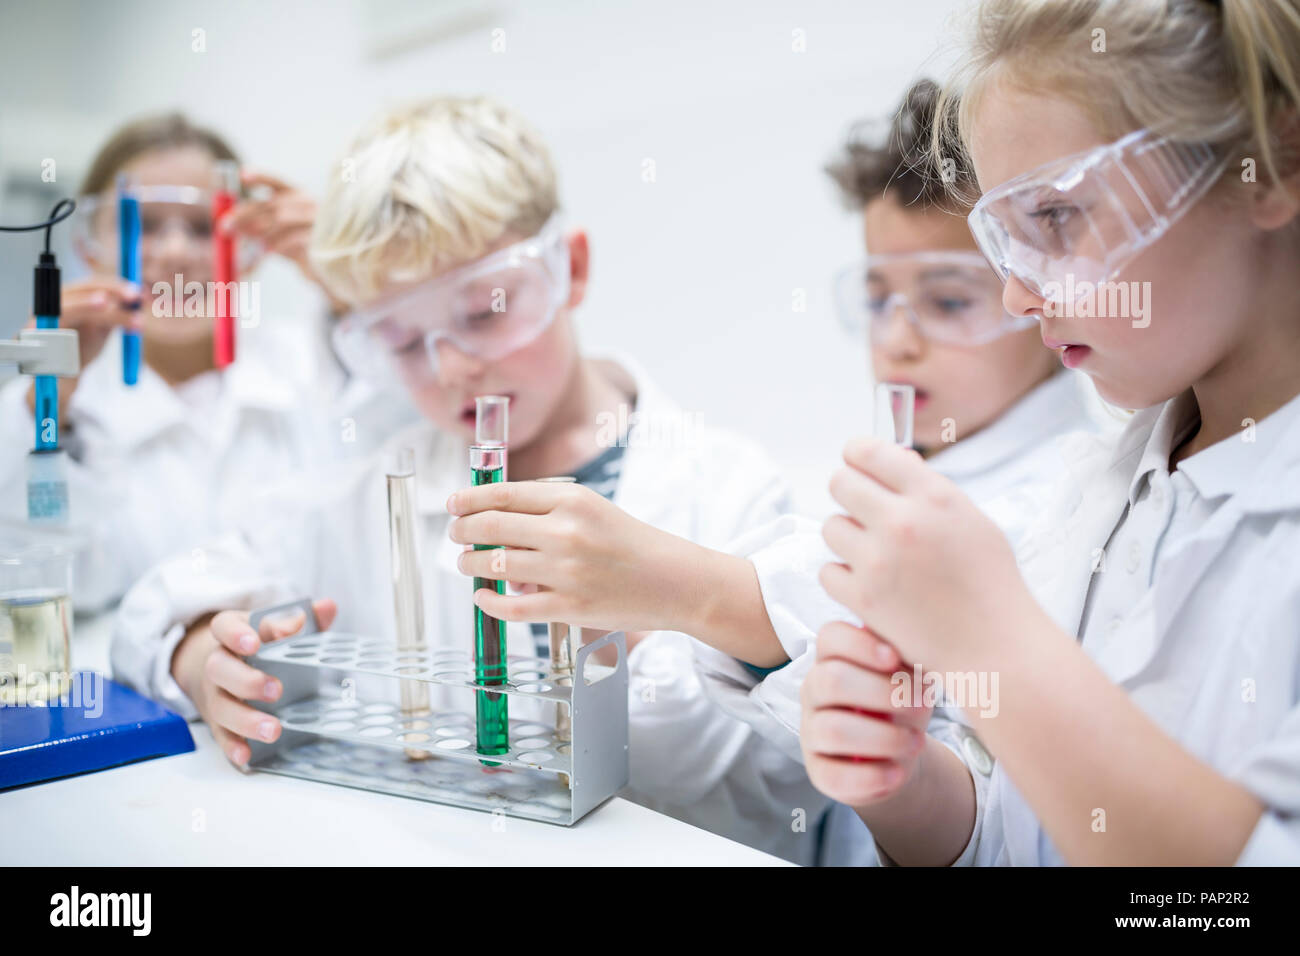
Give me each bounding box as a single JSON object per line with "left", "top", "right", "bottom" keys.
{"left": 211, "top": 161, "right": 239, "bottom": 368}
{"left": 116, "top": 174, "right": 142, "bottom": 386}
{"left": 534, "top": 476, "right": 578, "bottom": 744}
{"left": 471, "top": 443, "right": 509, "bottom": 763}
{"left": 475, "top": 393, "right": 509, "bottom": 473}
{"left": 874, "top": 383, "right": 916, "bottom": 447}
{"left": 386, "top": 447, "right": 431, "bottom": 760}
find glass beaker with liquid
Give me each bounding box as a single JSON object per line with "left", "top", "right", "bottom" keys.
{"left": 1, "top": 538, "right": 73, "bottom": 705}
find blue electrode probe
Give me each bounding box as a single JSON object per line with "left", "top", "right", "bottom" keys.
{"left": 0, "top": 199, "right": 80, "bottom": 523}
{"left": 117, "top": 174, "right": 142, "bottom": 385}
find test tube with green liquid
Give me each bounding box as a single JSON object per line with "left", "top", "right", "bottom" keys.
{"left": 472, "top": 395, "right": 510, "bottom": 761}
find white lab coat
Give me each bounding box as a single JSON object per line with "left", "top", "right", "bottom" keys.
{"left": 110, "top": 356, "right": 822, "bottom": 863}
{"left": 0, "top": 322, "right": 414, "bottom": 612}
{"left": 958, "top": 386, "right": 1300, "bottom": 866}
{"left": 690, "top": 369, "right": 1115, "bottom": 864}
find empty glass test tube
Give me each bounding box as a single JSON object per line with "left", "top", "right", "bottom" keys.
{"left": 533, "top": 476, "right": 578, "bottom": 743}
{"left": 874, "top": 383, "right": 915, "bottom": 447}
{"left": 386, "top": 448, "right": 431, "bottom": 760}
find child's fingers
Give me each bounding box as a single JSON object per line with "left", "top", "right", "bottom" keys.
{"left": 828, "top": 463, "right": 895, "bottom": 525}
{"left": 817, "top": 620, "right": 901, "bottom": 672}
{"left": 204, "top": 647, "right": 282, "bottom": 703}
{"left": 802, "top": 658, "right": 896, "bottom": 712}
{"left": 456, "top": 547, "right": 552, "bottom": 586}
{"left": 471, "top": 587, "right": 562, "bottom": 624}
{"left": 211, "top": 723, "right": 251, "bottom": 767}
{"left": 210, "top": 609, "right": 259, "bottom": 656}
{"left": 208, "top": 688, "right": 280, "bottom": 746}
{"left": 818, "top": 561, "right": 873, "bottom": 620}
{"left": 842, "top": 436, "right": 928, "bottom": 493}
{"left": 239, "top": 168, "right": 294, "bottom": 193}
{"left": 821, "top": 513, "right": 868, "bottom": 565}
{"left": 805, "top": 752, "right": 908, "bottom": 807}
{"left": 448, "top": 511, "right": 553, "bottom": 550}
{"left": 312, "top": 598, "right": 337, "bottom": 631}
{"left": 446, "top": 481, "right": 569, "bottom": 517}
{"left": 804, "top": 707, "right": 923, "bottom": 762}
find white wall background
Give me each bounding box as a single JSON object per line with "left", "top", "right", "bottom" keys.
{"left": 0, "top": 0, "right": 970, "bottom": 513}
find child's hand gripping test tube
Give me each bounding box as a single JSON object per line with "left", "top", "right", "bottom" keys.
{"left": 472, "top": 395, "right": 510, "bottom": 764}
{"left": 832, "top": 382, "right": 918, "bottom": 770}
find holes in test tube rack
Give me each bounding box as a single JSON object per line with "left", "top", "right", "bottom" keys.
{"left": 363, "top": 703, "right": 396, "bottom": 714}
{"left": 516, "top": 737, "right": 550, "bottom": 749}
{"left": 360, "top": 714, "right": 392, "bottom": 726}
{"left": 399, "top": 732, "right": 431, "bottom": 744}
{"left": 319, "top": 657, "right": 354, "bottom": 666}
{"left": 358, "top": 726, "right": 392, "bottom": 738}
{"left": 516, "top": 683, "right": 553, "bottom": 694}
{"left": 514, "top": 724, "right": 549, "bottom": 736}
{"left": 436, "top": 738, "right": 471, "bottom": 751}
{"left": 320, "top": 721, "right": 356, "bottom": 733}
{"left": 518, "top": 752, "right": 553, "bottom": 765}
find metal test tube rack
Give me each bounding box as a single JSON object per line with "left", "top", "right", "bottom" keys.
{"left": 246, "top": 599, "right": 629, "bottom": 826}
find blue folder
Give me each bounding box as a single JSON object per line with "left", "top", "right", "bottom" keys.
{"left": 0, "top": 673, "right": 194, "bottom": 789}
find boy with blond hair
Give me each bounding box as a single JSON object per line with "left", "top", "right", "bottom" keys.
{"left": 112, "top": 96, "right": 824, "bottom": 862}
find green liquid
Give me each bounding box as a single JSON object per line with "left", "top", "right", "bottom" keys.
{"left": 472, "top": 464, "right": 508, "bottom": 761}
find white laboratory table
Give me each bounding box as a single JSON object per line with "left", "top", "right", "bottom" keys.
{"left": 1, "top": 613, "right": 790, "bottom": 866}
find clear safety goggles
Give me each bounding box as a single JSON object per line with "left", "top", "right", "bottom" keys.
{"left": 834, "top": 251, "right": 1037, "bottom": 346}
{"left": 72, "top": 185, "right": 260, "bottom": 269}
{"left": 968, "top": 129, "right": 1228, "bottom": 302}
{"left": 332, "top": 215, "right": 570, "bottom": 386}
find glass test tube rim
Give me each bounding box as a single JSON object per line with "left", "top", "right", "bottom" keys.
{"left": 474, "top": 395, "right": 509, "bottom": 447}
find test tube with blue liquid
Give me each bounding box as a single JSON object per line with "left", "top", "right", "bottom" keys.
{"left": 117, "top": 174, "right": 142, "bottom": 385}
{"left": 472, "top": 395, "right": 510, "bottom": 762}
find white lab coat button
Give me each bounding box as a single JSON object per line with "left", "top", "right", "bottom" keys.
{"left": 1109, "top": 615, "right": 1123, "bottom": 635}
{"left": 962, "top": 734, "right": 994, "bottom": 776}
{"left": 1126, "top": 541, "right": 1142, "bottom": 573}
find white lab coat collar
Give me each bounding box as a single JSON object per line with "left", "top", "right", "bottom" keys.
{"left": 925, "top": 369, "right": 1096, "bottom": 481}
{"left": 1021, "top": 385, "right": 1300, "bottom": 679}
{"left": 69, "top": 328, "right": 304, "bottom": 451}
{"left": 994, "top": 387, "right": 1300, "bottom": 864}
{"left": 1177, "top": 388, "right": 1300, "bottom": 510}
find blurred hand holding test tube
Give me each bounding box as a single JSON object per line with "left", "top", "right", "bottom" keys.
{"left": 116, "top": 175, "right": 142, "bottom": 386}
{"left": 386, "top": 447, "right": 430, "bottom": 760}
{"left": 472, "top": 395, "right": 510, "bottom": 763}
{"left": 211, "top": 161, "right": 239, "bottom": 368}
